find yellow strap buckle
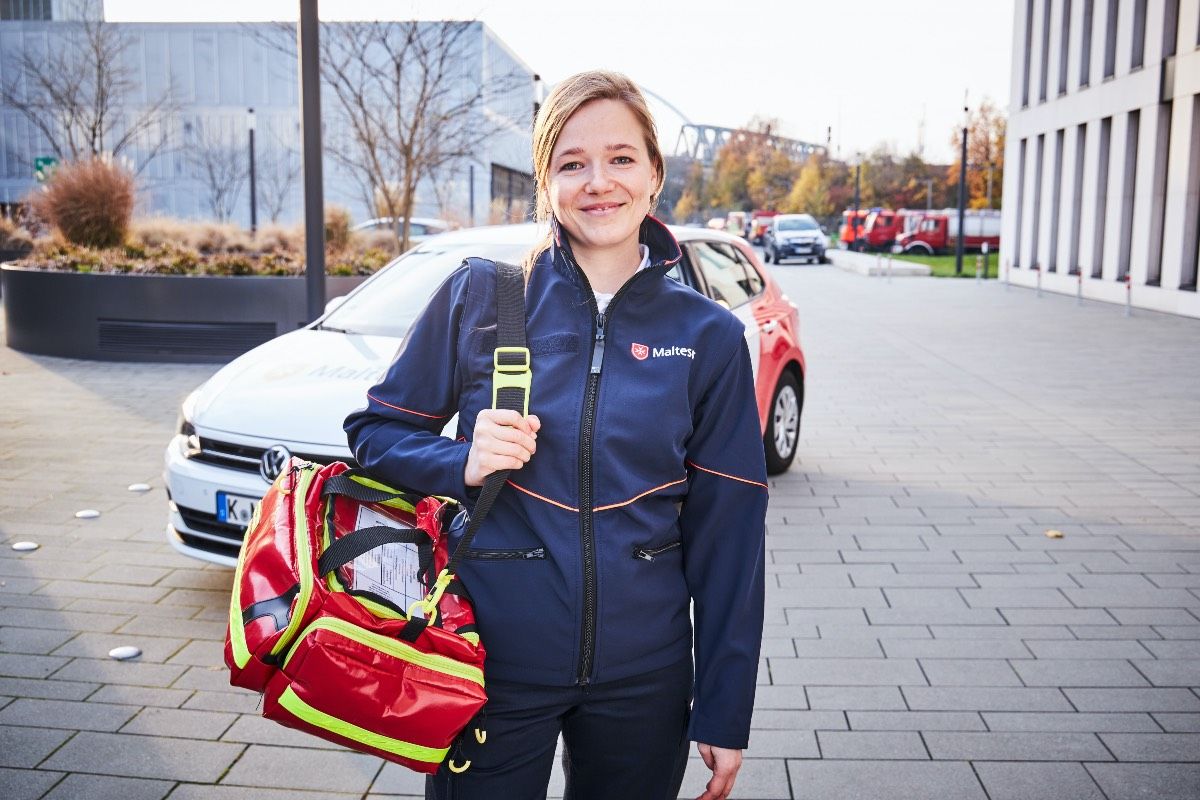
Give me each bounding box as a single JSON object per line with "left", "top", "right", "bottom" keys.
{"left": 406, "top": 569, "right": 455, "bottom": 627}
{"left": 492, "top": 347, "right": 532, "bottom": 416}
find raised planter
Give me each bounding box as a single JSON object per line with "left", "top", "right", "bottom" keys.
{"left": 1, "top": 264, "right": 368, "bottom": 363}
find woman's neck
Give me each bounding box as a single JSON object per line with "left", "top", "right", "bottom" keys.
{"left": 571, "top": 239, "right": 643, "bottom": 294}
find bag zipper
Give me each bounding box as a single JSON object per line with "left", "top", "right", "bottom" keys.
{"left": 632, "top": 541, "right": 682, "bottom": 561}
{"left": 283, "top": 615, "right": 485, "bottom": 687}
{"left": 462, "top": 546, "right": 545, "bottom": 560}
{"left": 566, "top": 249, "right": 655, "bottom": 687}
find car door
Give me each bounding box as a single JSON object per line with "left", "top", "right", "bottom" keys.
{"left": 685, "top": 239, "right": 761, "bottom": 379}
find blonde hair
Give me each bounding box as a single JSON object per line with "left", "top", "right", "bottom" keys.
{"left": 523, "top": 70, "right": 666, "bottom": 274}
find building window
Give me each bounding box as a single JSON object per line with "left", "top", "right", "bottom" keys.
{"left": 1049, "top": 129, "right": 1065, "bottom": 272}
{"left": 1068, "top": 125, "right": 1087, "bottom": 274}
{"left": 1039, "top": 0, "right": 1053, "bottom": 102}
{"left": 1131, "top": 0, "right": 1147, "bottom": 69}
{"left": 1182, "top": 95, "right": 1200, "bottom": 292}
{"left": 490, "top": 164, "right": 533, "bottom": 223}
{"left": 1022, "top": 0, "right": 1035, "bottom": 107}
{"left": 1162, "top": 0, "right": 1179, "bottom": 58}
{"left": 1080, "top": 0, "right": 1094, "bottom": 87}
{"left": 1014, "top": 138, "right": 1028, "bottom": 267}
{"left": 1146, "top": 101, "right": 1172, "bottom": 287}
{"left": 1059, "top": 0, "right": 1073, "bottom": 95}
{"left": 0, "top": 0, "right": 50, "bottom": 19}
{"left": 1103, "top": 0, "right": 1118, "bottom": 79}
{"left": 1092, "top": 117, "right": 1112, "bottom": 278}
{"left": 1117, "top": 111, "right": 1139, "bottom": 280}
{"left": 1031, "top": 134, "right": 1045, "bottom": 269}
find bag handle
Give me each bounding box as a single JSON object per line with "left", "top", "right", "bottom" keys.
{"left": 321, "top": 472, "right": 425, "bottom": 509}
{"left": 403, "top": 260, "right": 529, "bottom": 634}
{"left": 316, "top": 525, "right": 432, "bottom": 578}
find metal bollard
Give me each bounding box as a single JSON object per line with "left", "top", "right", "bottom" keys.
{"left": 1124, "top": 273, "right": 1132, "bottom": 317}
{"left": 1035, "top": 264, "right": 1042, "bottom": 297}
{"left": 975, "top": 254, "right": 983, "bottom": 284}
{"left": 1004, "top": 260, "right": 1010, "bottom": 291}
{"left": 1076, "top": 270, "right": 1083, "bottom": 306}
{"left": 887, "top": 252, "right": 892, "bottom": 283}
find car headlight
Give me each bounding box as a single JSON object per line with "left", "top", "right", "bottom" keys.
{"left": 177, "top": 390, "right": 202, "bottom": 458}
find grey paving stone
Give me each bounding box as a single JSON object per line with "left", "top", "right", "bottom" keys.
{"left": 929, "top": 624, "right": 1073, "bottom": 639}
{"left": 816, "top": 730, "right": 928, "bottom": 759}
{"left": 120, "top": 707, "right": 237, "bottom": 739}
{"left": 866, "top": 606, "right": 1006, "bottom": 625}
{"left": 746, "top": 729, "right": 820, "bottom": 757}
{"left": 785, "top": 760, "right": 987, "bottom": 799}
{"left": 752, "top": 684, "right": 811, "bottom": 709}
{"left": 1085, "top": 763, "right": 1200, "bottom": 800}
{"left": 1099, "top": 733, "right": 1200, "bottom": 761}
{"left": 168, "top": 788, "right": 362, "bottom": 799}
{"left": 0, "top": 626, "right": 76, "bottom": 654}
{"left": 881, "top": 639, "right": 1033, "bottom": 659}
{"left": 0, "top": 652, "right": 69, "bottom": 679}
{"left": 1111, "top": 609, "right": 1199, "bottom": 625}
{"left": 982, "top": 712, "right": 1161, "bottom": 732}
{"left": 182, "top": 690, "right": 260, "bottom": 714}
{"left": 41, "top": 731, "right": 243, "bottom": 782}
{"left": 0, "top": 698, "right": 139, "bottom": 732}
{"left": 49, "top": 658, "right": 187, "bottom": 688}
{"left": 0, "top": 767, "right": 64, "bottom": 800}
{"left": 220, "top": 714, "right": 343, "bottom": 749}
{"left": 681, "top": 756, "right": 791, "bottom": 799}
{"left": 923, "top": 731, "right": 1112, "bottom": 761}
{"left": 0, "top": 725, "right": 72, "bottom": 768}
{"left": 370, "top": 762, "right": 427, "bottom": 795}
{"left": 1140, "top": 640, "right": 1200, "bottom": 658}
{"left": 751, "top": 709, "right": 848, "bottom": 730}
{"left": 805, "top": 686, "right": 907, "bottom": 710}
{"left": 1153, "top": 713, "right": 1200, "bottom": 732}
{"left": 1132, "top": 659, "right": 1200, "bottom": 686}
{"left": 961, "top": 588, "right": 1072, "bottom": 608}
{"left": 0, "top": 675, "right": 98, "bottom": 701}
{"left": 1011, "top": 659, "right": 1150, "bottom": 687}
{"left": 999, "top": 608, "right": 1119, "bottom": 625}
{"left": 88, "top": 685, "right": 193, "bottom": 708}
{"left": 1025, "top": 640, "right": 1155, "bottom": 659}
{"left": 974, "top": 761, "right": 1105, "bottom": 800}
{"left": 919, "top": 658, "right": 1023, "bottom": 686}
{"left": 43, "top": 773, "right": 173, "bottom": 800}
{"left": 1065, "top": 687, "right": 1200, "bottom": 712}
{"left": 770, "top": 657, "right": 927, "bottom": 686}
{"left": 221, "top": 745, "right": 387, "bottom": 793}
{"left": 902, "top": 687, "right": 1073, "bottom": 711}
{"left": 791, "top": 638, "right": 883, "bottom": 658}
{"left": 51, "top": 632, "right": 189, "bottom": 663}
{"left": 846, "top": 711, "right": 985, "bottom": 731}
{"left": 816, "top": 623, "right": 930, "bottom": 639}
{"left": 1064, "top": 588, "right": 1200, "bottom": 607}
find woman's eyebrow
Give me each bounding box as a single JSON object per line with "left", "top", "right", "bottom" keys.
{"left": 555, "top": 143, "right": 638, "bottom": 158}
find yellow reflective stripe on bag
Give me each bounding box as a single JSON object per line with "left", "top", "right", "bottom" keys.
{"left": 283, "top": 616, "right": 485, "bottom": 687}
{"left": 228, "top": 501, "right": 265, "bottom": 669}
{"left": 267, "top": 466, "right": 319, "bottom": 658}
{"left": 277, "top": 686, "right": 449, "bottom": 764}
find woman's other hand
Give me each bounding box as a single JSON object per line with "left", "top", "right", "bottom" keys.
{"left": 695, "top": 743, "right": 742, "bottom": 800}
{"left": 464, "top": 410, "right": 541, "bottom": 487}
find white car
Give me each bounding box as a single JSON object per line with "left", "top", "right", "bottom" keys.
{"left": 165, "top": 223, "right": 805, "bottom": 566}
{"left": 349, "top": 216, "right": 450, "bottom": 246}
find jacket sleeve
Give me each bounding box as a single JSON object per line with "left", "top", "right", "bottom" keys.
{"left": 680, "top": 319, "right": 768, "bottom": 750}
{"left": 344, "top": 263, "right": 474, "bottom": 502}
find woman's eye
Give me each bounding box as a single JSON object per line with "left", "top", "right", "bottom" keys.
{"left": 613, "top": 156, "right": 633, "bottom": 165}
{"left": 559, "top": 161, "right": 582, "bottom": 172}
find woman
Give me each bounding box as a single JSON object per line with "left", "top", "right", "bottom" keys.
{"left": 345, "top": 70, "right": 766, "bottom": 800}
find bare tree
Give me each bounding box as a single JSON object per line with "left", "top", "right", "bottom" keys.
{"left": 257, "top": 134, "right": 303, "bottom": 223}
{"left": 0, "top": 0, "right": 175, "bottom": 171}
{"left": 256, "top": 19, "right": 527, "bottom": 250}
{"left": 186, "top": 120, "right": 247, "bottom": 223}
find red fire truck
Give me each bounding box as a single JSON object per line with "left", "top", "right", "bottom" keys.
{"left": 894, "top": 209, "right": 1001, "bottom": 255}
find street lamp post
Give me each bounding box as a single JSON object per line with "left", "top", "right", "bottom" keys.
{"left": 852, "top": 154, "right": 862, "bottom": 252}
{"left": 298, "top": 0, "right": 325, "bottom": 323}
{"left": 247, "top": 108, "right": 258, "bottom": 235}
{"left": 954, "top": 102, "right": 968, "bottom": 276}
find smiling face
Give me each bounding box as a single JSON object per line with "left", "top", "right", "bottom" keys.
{"left": 547, "top": 99, "right": 660, "bottom": 265}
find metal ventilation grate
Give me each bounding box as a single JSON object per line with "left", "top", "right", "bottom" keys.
{"left": 98, "top": 319, "right": 277, "bottom": 357}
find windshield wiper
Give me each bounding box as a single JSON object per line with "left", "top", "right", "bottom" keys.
{"left": 316, "top": 323, "right": 355, "bottom": 334}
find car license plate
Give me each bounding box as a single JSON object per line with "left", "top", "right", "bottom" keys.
{"left": 217, "top": 491, "right": 259, "bottom": 526}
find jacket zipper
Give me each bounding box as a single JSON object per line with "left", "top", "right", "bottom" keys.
{"left": 567, "top": 249, "right": 656, "bottom": 687}
{"left": 462, "top": 546, "right": 545, "bottom": 560}
{"left": 632, "top": 541, "right": 682, "bottom": 561}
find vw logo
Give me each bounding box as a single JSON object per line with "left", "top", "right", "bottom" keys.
{"left": 259, "top": 445, "right": 292, "bottom": 482}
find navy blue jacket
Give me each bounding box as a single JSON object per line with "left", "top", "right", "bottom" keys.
{"left": 345, "top": 216, "right": 766, "bottom": 749}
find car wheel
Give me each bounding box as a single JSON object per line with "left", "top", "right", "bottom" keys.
{"left": 819, "top": 253, "right": 830, "bottom": 264}
{"left": 764, "top": 371, "right": 802, "bottom": 475}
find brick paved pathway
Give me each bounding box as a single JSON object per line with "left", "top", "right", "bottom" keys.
{"left": 1, "top": 264, "right": 1197, "bottom": 799}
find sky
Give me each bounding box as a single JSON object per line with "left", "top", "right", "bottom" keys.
{"left": 104, "top": 0, "right": 1015, "bottom": 164}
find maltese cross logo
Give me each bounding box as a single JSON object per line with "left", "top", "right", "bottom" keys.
{"left": 630, "top": 342, "right": 649, "bottom": 361}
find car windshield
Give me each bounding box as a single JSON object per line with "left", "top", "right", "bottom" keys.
{"left": 777, "top": 217, "right": 818, "bottom": 232}
{"left": 319, "top": 241, "right": 529, "bottom": 338}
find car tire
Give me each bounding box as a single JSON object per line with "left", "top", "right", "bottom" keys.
{"left": 819, "top": 253, "right": 829, "bottom": 264}
{"left": 764, "top": 370, "right": 802, "bottom": 475}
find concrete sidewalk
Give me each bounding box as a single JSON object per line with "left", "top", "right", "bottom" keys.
{"left": 1, "top": 266, "right": 1198, "bottom": 799}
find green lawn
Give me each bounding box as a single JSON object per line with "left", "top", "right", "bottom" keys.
{"left": 891, "top": 252, "right": 1002, "bottom": 279}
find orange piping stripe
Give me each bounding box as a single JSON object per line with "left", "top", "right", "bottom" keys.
{"left": 367, "top": 393, "right": 449, "bottom": 420}
{"left": 686, "top": 460, "right": 768, "bottom": 489}
{"left": 506, "top": 480, "right": 579, "bottom": 512}
{"left": 593, "top": 477, "right": 687, "bottom": 512}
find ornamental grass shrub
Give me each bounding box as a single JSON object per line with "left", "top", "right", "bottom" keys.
{"left": 30, "top": 158, "right": 135, "bottom": 248}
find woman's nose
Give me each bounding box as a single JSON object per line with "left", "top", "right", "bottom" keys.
{"left": 585, "top": 162, "right": 614, "bottom": 192}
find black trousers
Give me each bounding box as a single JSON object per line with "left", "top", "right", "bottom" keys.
{"left": 427, "top": 657, "right": 693, "bottom": 800}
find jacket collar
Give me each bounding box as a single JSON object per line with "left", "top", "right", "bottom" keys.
{"left": 548, "top": 215, "right": 682, "bottom": 292}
